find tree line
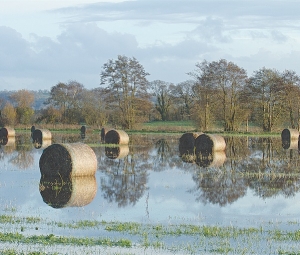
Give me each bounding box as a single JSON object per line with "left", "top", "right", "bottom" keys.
{"left": 1, "top": 55, "right": 300, "bottom": 132}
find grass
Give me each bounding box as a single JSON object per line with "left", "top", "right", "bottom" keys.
{"left": 1, "top": 214, "right": 300, "bottom": 254}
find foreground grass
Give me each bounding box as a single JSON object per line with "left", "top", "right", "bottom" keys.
{"left": 0, "top": 215, "right": 300, "bottom": 254}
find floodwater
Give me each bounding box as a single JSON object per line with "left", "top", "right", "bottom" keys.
{"left": 1, "top": 132, "right": 300, "bottom": 252}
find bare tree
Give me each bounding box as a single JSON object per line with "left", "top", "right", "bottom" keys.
{"left": 100, "top": 55, "right": 150, "bottom": 129}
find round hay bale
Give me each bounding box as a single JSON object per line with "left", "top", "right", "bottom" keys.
{"left": 31, "top": 125, "right": 35, "bottom": 133}
{"left": 32, "top": 129, "right": 52, "bottom": 142}
{"left": 105, "top": 145, "right": 129, "bottom": 159}
{"left": 39, "top": 175, "right": 96, "bottom": 208}
{"left": 104, "top": 129, "right": 129, "bottom": 145}
{"left": 196, "top": 151, "right": 226, "bottom": 167}
{"left": 195, "top": 133, "right": 226, "bottom": 153}
{"left": 39, "top": 143, "right": 97, "bottom": 176}
{"left": 0, "top": 127, "right": 15, "bottom": 138}
{"left": 179, "top": 132, "right": 203, "bottom": 156}
{"left": 281, "top": 128, "right": 299, "bottom": 140}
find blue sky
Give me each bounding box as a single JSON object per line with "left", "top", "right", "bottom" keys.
{"left": 1, "top": 0, "right": 300, "bottom": 90}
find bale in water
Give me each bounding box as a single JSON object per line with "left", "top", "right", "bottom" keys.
{"left": 104, "top": 129, "right": 129, "bottom": 145}
{"left": 39, "top": 143, "right": 97, "bottom": 177}
{"left": 195, "top": 133, "right": 226, "bottom": 156}
{"left": 32, "top": 129, "right": 52, "bottom": 141}
{"left": 80, "top": 125, "right": 86, "bottom": 134}
{"left": 100, "top": 127, "right": 108, "bottom": 142}
{"left": 179, "top": 132, "right": 203, "bottom": 162}
{"left": 39, "top": 175, "right": 97, "bottom": 208}
{"left": 281, "top": 128, "right": 299, "bottom": 140}
{"left": 0, "top": 126, "right": 15, "bottom": 137}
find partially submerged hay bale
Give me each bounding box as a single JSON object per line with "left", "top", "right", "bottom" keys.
{"left": 39, "top": 143, "right": 97, "bottom": 176}
{"left": 39, "top": 175, "right": 97, "bottom": 208}
{"left": 104, "top": 129, "right": 129, "bottom": 145}
{"left": 196, "top": 151, "right": 226, "bottom": 167}
{"left": 0, "top": 127, "right": 15, "bottom": 138}
{"left": 32, "top": 129, "right": 52, "bottom": 142}
{"left": 281, "top": 128, "right": 299, "bottom": 140}
{"left": 195, "top": 134, "right": 226, "bottom": 153}
{"left": 105, "top": 145, "right": 129, "bottom": 159}
{"left": 179, "top": 132, "right": 203, "bottom": 157}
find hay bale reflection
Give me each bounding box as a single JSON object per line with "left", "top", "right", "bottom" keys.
{"left": 105, "top": 146, "right": 129, "bottom": 159}
{"left": 39, "top": 143, "right": 97, "bottom": 176}
{"left": 39, "top": 175, "right": 97, "bottom": 208}
{"left": 33, "top": 139, "right": 52, "bottom": 149}
{"left": 0, "top": 136, "right": 15, "bottom": 147}
{"left": 195, "top": 150, "right": 226, "bottom": 167}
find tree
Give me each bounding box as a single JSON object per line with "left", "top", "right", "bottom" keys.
{"left": 81, "top": 88, "right": 108, "bottom": 127}
{"left": 189, "top": 60, "right": 217, "bottom": 131}
{"left": 280, "top": 70, "right": 300, "bottom": 129}
{"left": 100, "top": 55, "right": 150, "bottom": 129}
{"left": 149, "top": 80, "right": 173, "bottom": 121}
{"left": 46, "top": 81, "right": 84, "bottom": 124}
{"left": 247, "top": 68, "right": 285, "bottom": 132}
{"left": 0, "top": 102, "right": 17, "bottom": 126}
{"left": 171, "top": 80, "right": 194, "bottom": 120}
{"left": 10, "top": 89, "right": 35, "bottom": 125}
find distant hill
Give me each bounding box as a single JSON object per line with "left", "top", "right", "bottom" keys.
{"left": 0, "top": 90, "right": 50, "bottom": 110}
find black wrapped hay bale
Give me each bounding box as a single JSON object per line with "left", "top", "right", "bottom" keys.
{"left": 39, "top": 143, "right": 97, "bottom": 176}
{"left": 104, "top": 129, "right": 129, "bottom": 145}
{"left": 39, "top": 175, "right": 97, "bottom": 208}
{"left": 195, "top": 133, "right": 226, "bottom": 153}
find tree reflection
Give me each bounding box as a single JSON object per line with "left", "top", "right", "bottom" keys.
{"left": 100, "top": 148, "right": 150, "bottom": 207}
{"left": 9, "top": 134, "right": 33, "bottom": 169}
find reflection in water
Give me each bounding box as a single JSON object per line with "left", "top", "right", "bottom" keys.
{"left": 195, "top": 150, "right": 226, "bottom": 167}
{"left": 39, "top": 175, "right": 97, "bottom": 208}
{"left": 281, "top": 138, "right": 298, "bottom": 150}
{"left": 5, "top": 133, "right": 300, "bottom": 209}
{"left": 105, "top": 146, "right": 129, "bottom": 159}
{"left": 33, "top": 139, "right": 52, "bottom": 149}
{"left": 100, "top": 150, "right": 149, "bottom": 207}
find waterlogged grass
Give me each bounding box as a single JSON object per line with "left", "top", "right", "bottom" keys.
{"left": 1, "top": 215, "right": 300, "bottom": 254}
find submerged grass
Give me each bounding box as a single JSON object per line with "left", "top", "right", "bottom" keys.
{"left": 1, "top": 214, "right": 300, "bottom": 254}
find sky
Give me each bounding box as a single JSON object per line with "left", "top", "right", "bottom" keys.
{"left": 1, "top": 0, "right": 300, "bottom": 91}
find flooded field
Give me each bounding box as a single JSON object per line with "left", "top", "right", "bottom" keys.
{"left": 1, "top": 132, "right": 300, "bottom": 254}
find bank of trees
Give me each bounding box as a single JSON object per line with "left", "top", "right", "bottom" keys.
{"left": 1, "top": 55, "right": 300, "bottom": 132}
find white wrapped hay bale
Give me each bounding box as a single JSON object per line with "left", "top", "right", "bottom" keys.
{"left": 39, "top": 143, "right": 97, "bottom": 176}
